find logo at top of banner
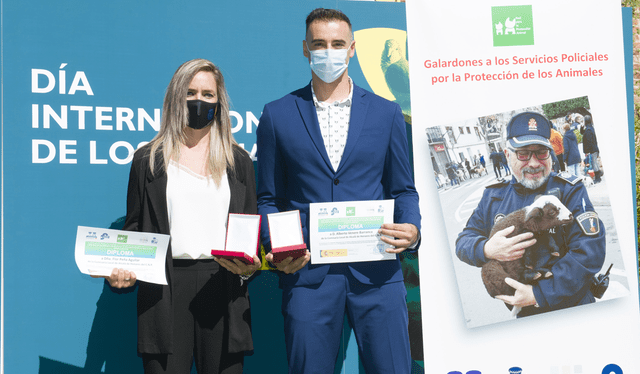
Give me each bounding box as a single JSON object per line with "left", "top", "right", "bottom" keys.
{"left": 491, "top": 5, "right": 534, "bottom": 47}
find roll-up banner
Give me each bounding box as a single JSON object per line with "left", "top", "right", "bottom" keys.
{"left": 407, "top": 1, "right": 639, "bottom": 374}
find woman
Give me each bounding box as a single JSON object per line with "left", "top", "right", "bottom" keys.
{"left": 562, "top": 123, "right": 582, "bottom": 177}
{"left": 582, "top": 115, "right": 601, "bottom": 183}
{"left": 97, "top": 59, "right": 260, "bottom": 374}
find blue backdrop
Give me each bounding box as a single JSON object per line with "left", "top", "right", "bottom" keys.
{"left": 1, "top": 1, "right": 420, "bottom": 373}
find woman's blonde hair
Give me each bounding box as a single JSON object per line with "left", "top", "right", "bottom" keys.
{"left": 148, "top": 58, "right": 237, "bottom": 185}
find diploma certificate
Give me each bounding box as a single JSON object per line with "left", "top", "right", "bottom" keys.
{"left": 75, "top": 226, "right": 170, "bottom": 285}
{"left": 309, "top": 199, "right": 396, "bottom": 264}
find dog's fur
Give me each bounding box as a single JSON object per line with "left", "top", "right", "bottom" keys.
{"left": 469, "top": 165, "right": 487, "bottom": 177}
{"left": 481, "top": 195, "right": 574, "bottom": 300}
{"left": 581, "top": 175, "right": 594, "bottom": 187}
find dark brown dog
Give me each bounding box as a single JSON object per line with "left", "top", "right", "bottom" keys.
{"left": 481, "top": 195, "right": 573, "bottom": 298}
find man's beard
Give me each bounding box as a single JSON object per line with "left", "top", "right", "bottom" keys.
{"left": 517, "top": 166, "right": 550, "bottom": 190}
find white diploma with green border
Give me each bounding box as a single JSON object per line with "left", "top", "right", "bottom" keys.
{"left": 309, "top": 199, "right": 396, "bottom": 264}
{"left": 75, "top": 226, "right": 170, "bottom": 285}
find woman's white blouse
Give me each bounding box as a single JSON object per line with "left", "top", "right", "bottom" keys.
{"left": 166, "top": 161, "right": 230, "bottom": 259}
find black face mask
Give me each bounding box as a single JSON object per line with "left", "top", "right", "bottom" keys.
{"left": 187, "top": 100, "right": 219, "bottom": 129}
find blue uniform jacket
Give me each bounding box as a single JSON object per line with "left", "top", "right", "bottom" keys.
{"left": 455, "top": 173, "right": 605, "bottom": 316}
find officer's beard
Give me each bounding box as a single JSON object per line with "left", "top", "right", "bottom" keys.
{"left": 517, "top": 166, "right": 550, "bottom": 190}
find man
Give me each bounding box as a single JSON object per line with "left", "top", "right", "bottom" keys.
{"left": 499, "top": 147, "right": 511, "bottom": 176}
{"left": 455, "top": 112, "right": 605, "bottom": 317}
{"left": 562, "top": 122, "right": 581, "bottom": 177}
{"left": 549, "top": 125, "right": 565, "bottom": 172}
{"left": 256, "top": 8, "right": 421, "bottom": 374}
{"left": 568, "top": 113, "right": 584, "bottom": 138}
{"left": 446, "top": 162, "right": 459, "bottom": 187}
{"left": 489, "top": 149, "right": 503, "bottom": 179}
{"left": 572, "top": 113, "right": 583, "bottom": 132}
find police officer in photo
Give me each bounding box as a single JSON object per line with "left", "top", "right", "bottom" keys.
{"left": 455, "top": 112, "right": 605, "bottom": 317}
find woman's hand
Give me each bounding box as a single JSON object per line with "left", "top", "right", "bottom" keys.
{"left": 91, "top": 268, "right": 137, "bottom": 289}
{"left": 214, "top": 255, "right": 262, "bottom": 276}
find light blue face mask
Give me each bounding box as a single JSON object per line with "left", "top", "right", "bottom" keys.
{"left": 306, "top": 41, "right": 352, "bottom": 83}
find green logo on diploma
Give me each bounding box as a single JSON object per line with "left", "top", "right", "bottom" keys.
{"left": 346, "top": 207, "right": 356, "bottom": 216}
{"left": 491, "top": 5, "right": 534, "bottom": 47}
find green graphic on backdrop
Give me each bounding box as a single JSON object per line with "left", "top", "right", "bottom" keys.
{"left": 492, "top": 5, "right": 534, "bottom": 46}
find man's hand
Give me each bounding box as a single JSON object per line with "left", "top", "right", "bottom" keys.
{"left": 495, "top": 277, "right": 537, "bottom": 307}
{"left": 484, "top": 225, "right": 535, "bottom": 261}
{"left": 214, "top": 255, "right": 262, "bottom": 276}
{"left": 265, "top": 251, "right": 311, "bottom": 274}
{"left": 379, "top": 223, "right": 419, "bottom": 254}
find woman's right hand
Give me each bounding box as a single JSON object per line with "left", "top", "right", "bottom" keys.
{"left": 91, "top": 268, "right": 137, "bottom": 288}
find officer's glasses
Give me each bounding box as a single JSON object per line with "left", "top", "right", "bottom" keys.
{"left": 512, "top": 148, "right": 551, "bottom": 161}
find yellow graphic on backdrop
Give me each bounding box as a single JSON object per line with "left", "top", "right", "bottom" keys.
{"left": 354, "top": 28, "right": 410, "bottom": 114}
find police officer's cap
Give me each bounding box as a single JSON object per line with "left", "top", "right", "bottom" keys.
{"left": 506, "top": 111, "right": 552, "bottom": 149}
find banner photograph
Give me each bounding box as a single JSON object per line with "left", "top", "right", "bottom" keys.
{"left": 429, "top": 97, "right": 630, "bottom": 328}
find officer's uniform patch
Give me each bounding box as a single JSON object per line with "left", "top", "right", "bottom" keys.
{"left": 576, "top": 211, "right": 600, "bottom": 235}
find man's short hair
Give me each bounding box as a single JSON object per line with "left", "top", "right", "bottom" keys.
{"left": 305, "top": 8, "right": 352, "bottom": 33}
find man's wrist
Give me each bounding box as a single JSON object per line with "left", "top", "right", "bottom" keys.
{"left": 408, "top": 231, "right": 421, "bottom": 249}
